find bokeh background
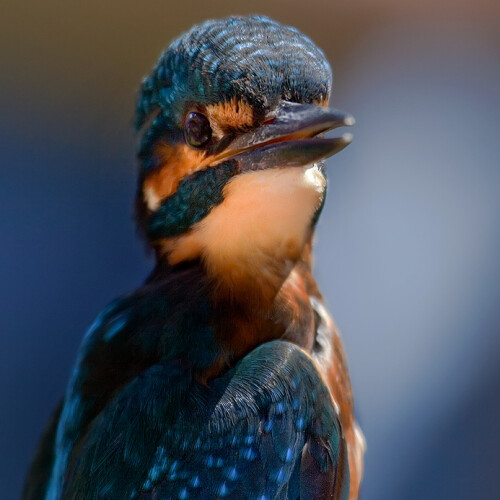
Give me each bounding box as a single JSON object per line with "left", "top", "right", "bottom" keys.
{"left": 2, "top": 1, "right": 499, "bottom": 498}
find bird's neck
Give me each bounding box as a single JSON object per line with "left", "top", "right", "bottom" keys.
{"left": 211, "top": 241, "right": 320, "bottom": 359}
{"left": 148, "top": 165, "right": 326, "bottom": 374}
{"left": 149, "top": 239, "right": 320, "bottom": 380}
{"left": 154, "top": 166, "right": 325, "bottom": 308}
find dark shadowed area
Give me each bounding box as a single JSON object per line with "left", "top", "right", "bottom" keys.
{"left": 2, "top": 1, "right": 499, "bottom": 498}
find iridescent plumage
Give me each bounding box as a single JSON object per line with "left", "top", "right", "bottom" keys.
{"left": 23, "top": 15, "right": 364, "bottom": 500}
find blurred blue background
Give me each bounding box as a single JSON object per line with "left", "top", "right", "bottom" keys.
{"left": 2, "top": 1, "right": 499, "bottom": 498}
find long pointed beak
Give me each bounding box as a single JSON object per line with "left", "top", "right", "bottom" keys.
{"left": 214, "top": 101, "right": 354, "bottom": 171}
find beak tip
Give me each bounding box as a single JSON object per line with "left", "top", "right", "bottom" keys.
{"left": 343, "top": 132, "right": 354, "bottom": 144}
{"left": 344, "top": 115, "right": 356, "bottom": 127}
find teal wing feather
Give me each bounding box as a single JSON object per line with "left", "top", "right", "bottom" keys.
{"left": 61, "top": 341, "right": 349, "bottom": 500}
{"left": 22, "top": 403, "right": 62, "bottom": 500}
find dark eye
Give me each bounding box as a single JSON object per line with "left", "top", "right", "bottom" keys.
{"left": 184, "top": 111, "right": 212, "bottom": 148}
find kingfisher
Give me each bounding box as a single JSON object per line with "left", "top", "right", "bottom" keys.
{"left": 23, "top": 15, "right": 364, "bottom": 500}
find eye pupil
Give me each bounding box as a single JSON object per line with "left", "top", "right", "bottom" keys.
{"left": 185, "top": 112, "right": 212, "bottom": 148}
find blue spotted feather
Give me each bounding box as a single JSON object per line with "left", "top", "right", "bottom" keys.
{"left": 61, "top": 342, "right": 348, "bottom": 500}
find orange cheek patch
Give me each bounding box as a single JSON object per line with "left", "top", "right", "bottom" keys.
{"left": 143, "top": 99, "right": 254, "bottom": 211}
{"left": 206, "top": 97, "right": 254, "bottom": 135}
{"left": 142, "top": 142, "right": 207, "bottom": 210}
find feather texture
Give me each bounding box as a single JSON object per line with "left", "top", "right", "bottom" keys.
{"left": 61, "top": 342, "right": 348, "bottom": 500}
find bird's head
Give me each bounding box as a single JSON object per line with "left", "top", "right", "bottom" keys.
{"left": 135, "top": 15, "right": 353, "bottom": 298}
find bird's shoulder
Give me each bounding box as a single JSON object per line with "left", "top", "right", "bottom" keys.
{"left": 23, "top": 267, "right": 216, "bottom": 500}
{"left": 62, "top": 340, "right": 349, "bottom": 500}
